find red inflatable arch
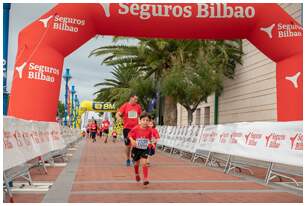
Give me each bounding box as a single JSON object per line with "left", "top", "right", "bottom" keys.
{"left": 9, "top": 3, "right": 302, "bottom": 122}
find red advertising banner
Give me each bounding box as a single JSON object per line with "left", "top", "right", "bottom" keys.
{"left": 7, "top": 3, "right": 302, "bottom": 122}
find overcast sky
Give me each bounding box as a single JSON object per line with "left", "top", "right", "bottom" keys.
{"left": 6, "top": 3, "right": 137, "bottom": 103}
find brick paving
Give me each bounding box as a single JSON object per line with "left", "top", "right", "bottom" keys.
{"left": 6, "top": 136, "right": 303, "bottom": 203}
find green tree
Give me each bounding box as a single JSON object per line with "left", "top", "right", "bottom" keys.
{"left": 94, "top": 63, "right": 137, "bottom": 107}
{"left": 129, "top": 76, "right": 156, "bottom": 111}
{"left": 91, "top": 38, "right": 242, "bottom": 125}
{"left": 162, "top": 40, "right": 242, "bottom": 125}
{"left": 57, "top": 100, "right": 65, "bottom": 118}
{"left": 90, "top": 38, "right": 180, "bottom": 125}
{"left": 94, "top": 62, "right": 156, "bottom": 111}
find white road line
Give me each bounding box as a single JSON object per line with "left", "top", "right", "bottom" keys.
{"left": 74, "top": 179, "right": 255, "bottom": 184}
{"left": 71, "top": 189, "right": 284, "bottom": 194}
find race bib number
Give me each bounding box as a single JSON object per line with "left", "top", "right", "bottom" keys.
{"left": 128, "top": 111, "right": 138, "bottom": 119}
{"left": 136, "top": 138, "right": 149, "bottom": 149}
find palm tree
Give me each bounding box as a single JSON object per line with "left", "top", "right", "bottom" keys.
{"left": 94, "top": 63, "right": 138, "bottom": 107}
{"left": 90, "top": 38, "right": 180, "bottom": 125}
{"left": 94, "top": 62, "right": 156, "bottom": 111}
{"left": 91, "top": 38, "right": 243, "bottom": 125}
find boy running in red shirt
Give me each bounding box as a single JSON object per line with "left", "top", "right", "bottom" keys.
{"left": 128, "top": 112, "right": 153, "bottom": 185}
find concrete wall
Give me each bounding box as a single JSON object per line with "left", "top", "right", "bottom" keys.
{"left": 177, "top": 3, "right": 302, "bottom": 126}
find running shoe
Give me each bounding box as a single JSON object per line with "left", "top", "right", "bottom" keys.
{"left": 143, "top": 180, "right": 149, "bottom": 185}
{"left": 135, "top": 175, "right": 141, "bottom": 182}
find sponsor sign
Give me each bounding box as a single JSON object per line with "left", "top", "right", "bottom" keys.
{"left": 158, "top": 121, "right": 302, "bottom": 167}
{"left": 3, "top": 116, "right": 80, "bottom": 170}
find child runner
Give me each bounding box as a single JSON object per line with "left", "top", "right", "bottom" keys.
{"left": 99, "top": 122, "right": 104, "bottom": 138}
{"left": 102, "top": 118, "right": 110, "bottom": 143}
{"left": 147, "top": 120, "right": 160, "bottom": 166}
{"left": 111, "top": 130, "right": 118, "bottom": 143}
{"left": 86, "top": 121, "right": 91, "bottom": 139}
{"left": 90, "top": 120, "right": 98, "bottom": 143}
{"left": 128, "top": 112, "right": 153, "bottom": 185}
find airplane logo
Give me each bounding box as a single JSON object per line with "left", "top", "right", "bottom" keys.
{"left": 290, "top": 134, "right": 298, "bottom": 149}
{"left": 285, "top": 72, "right": 301, "bottom": 88}
{"left": 100, "top": 3, "right": 110, "bottom": 17}
{"left": 39, "top": 15, "right": 53, "bottom": 28}
{"left": 15, "top": 62, "right": 27, "bottom": 79}
{"left": 244, "top": 132, "right": 251, "bottom": 144}
{"left": 265, "top": 134, "right": 272, "bottom": 147}
{"left": 260, "top": 24, "right": 275, "bottom": 39}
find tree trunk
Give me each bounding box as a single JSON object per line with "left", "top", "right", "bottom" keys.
{"left": 163, "top": 96, "right": 177, "bottom": 126}
{"left": 187, "top": 109, "right": 194, "bottom": 126}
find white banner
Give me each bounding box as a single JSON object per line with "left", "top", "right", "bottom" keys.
{"left": 157, "top": 125, "right": 203, "bottom": 153}
{"left": 158, "top": 121, "right": 303, "bottom": 167}
{"left": 3, "top": 116, "right": 66, "bottom": 171}
{"left": 181, "top": 125, "right": 203, "bottom": 153}
{"left": 196, "top": 121, "right": 303, "bottom": 167}
{"left": 61, "top": 127, "right": 81, "bottom": 145}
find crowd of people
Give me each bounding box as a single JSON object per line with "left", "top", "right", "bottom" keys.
{"left": 83, "top": 94, "right": 160, "bottom": 186}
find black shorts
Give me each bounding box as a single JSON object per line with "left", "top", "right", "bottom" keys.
{"left": 103, "top": 129, "right": 109, "bottom": 134}
{"left": 123, "top": 128, "right": 131, "bottom": 146}
{"left": 148, "top": 147, "right": 155, "bottom": 156}
{"left": 91, "top": 132, "right": 97, "bottom": 138}
{"left": 131, "top": 147, "right": 149, "bottom": 162}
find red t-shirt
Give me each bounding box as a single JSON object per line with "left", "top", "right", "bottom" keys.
{"left": 112, "top": 131, "right": 117, "bottom": 137}
{"left": 102, "top": 120, "right": 110, "bottom": 130}
{"left": 118, "top": 102, "right": 142, "bottom": 129}
{"left": 149, "top": 127, "right": 160, "bottom": 149}
{"left": 128, "top": 125, "right": 152, "bottom": 149}
{"left": 100, "top": 123, "right": 104, "bottom": 131}
{"left": 151, "top": 128, "right": 160, "bottom": 139}
{"left": 90, "top": 123, "right": 98, "bottom": 131}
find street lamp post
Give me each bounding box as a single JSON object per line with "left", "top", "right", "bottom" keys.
{"left": 4, "top": 5, "right": 13, "bottom": 190}
{"left": 63, "top": 68, "right": 72, "bottom": 126}
{"left": 74, "top": 94, "right": 80, "bottom": 128}
{"left": 3, "top": 3, "right": 11, "bottom": 115}
{"left": 70, "top": 85, "right": 76, "bottom": 128}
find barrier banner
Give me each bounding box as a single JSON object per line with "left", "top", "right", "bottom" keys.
{"left": 181, "top": 125, "right": 203, "bottom": 153}
{"left": 157, "top": 125, "right": 203, "bottom": 153}
{"left": 60, "top": 126, "right": 81, "bottom": 145}
{"left": 161, "top": 126, "right": 175, "bottom": 148}
{"left": 196, "top": 121, "right": 303, "bottom": 167}
{"left": 3, "top": 116, "right": 66, "bottom": 170}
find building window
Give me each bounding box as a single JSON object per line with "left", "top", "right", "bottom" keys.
{"left": 195, "top": 108, "right": 201, "bottom": 125}
{"left": 204, "top": 106, "right": 210, "bottom": 125}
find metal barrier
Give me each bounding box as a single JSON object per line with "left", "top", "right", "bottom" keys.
{"left": 3, "top": 124, "right": 81, "bottom": 203}
{"left": 157, "top": 124, "right": 303, "bottom": 188}
{"left": 265, "top": 163, "right": 303, "bottom": 186}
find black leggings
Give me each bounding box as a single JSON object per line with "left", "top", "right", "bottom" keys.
{"left": 123, "top": 128, "right": 131, "bottom": 146}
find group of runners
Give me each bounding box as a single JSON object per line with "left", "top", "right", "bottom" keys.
{"left": 85, "top": 118, "right": 117, "bottom": 143}
{"left": 83, "top": 94, "right": 160, "bottom": 186}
